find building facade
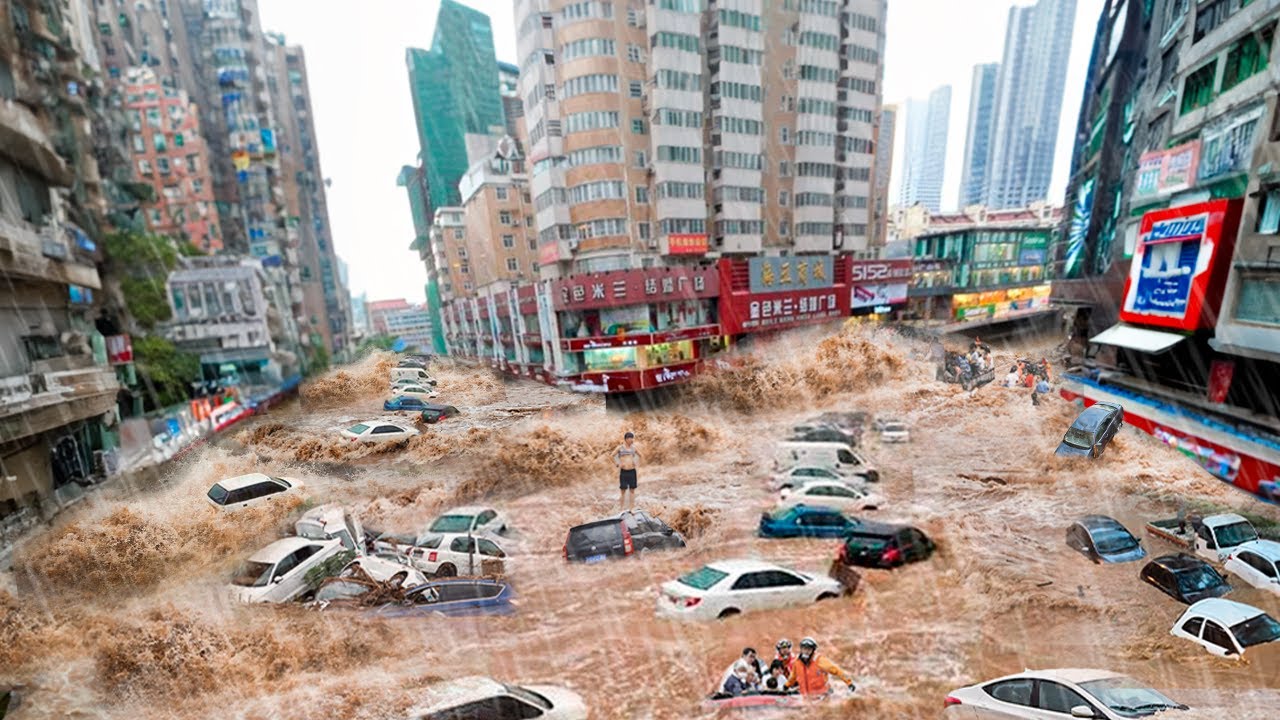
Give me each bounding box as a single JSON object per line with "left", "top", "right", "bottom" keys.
{"left": 898, "top": 85, "right": 950, "bottom": 211}
{"left": 984, "top": 0, "right": 1078, "bottom": 209}
{"left": 959, "top": 62, "right": 999, "bottom": 208}
{"left": 872, "top": 103, "right": 896, "bottom": 249}
{"left": 1055, "top": 0, "right": 1280, "bottom": 507}
{"left": 382, "top": 304, "right": 435, "bottom": 353}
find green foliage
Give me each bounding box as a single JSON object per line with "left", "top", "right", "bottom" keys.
{"left": 356, "top": 335, "right": 397, "bottom": 355}
{"left": 132, "top": 335, "right": 200, "bottom": 408}
{"left": 304, "top": 550, "right": 355, "bottom": 592}
{"left": 306, "top": 344, "right": 331, "bottom": 376}
{"left": 176, "top": 241, "right": 204, "bottom": 257}
{"left": 103, "top": 230, "right": 185, "bottom": 330}
{"left": 118, "top": 276, "right": 171, "bottom": 329}
{"left": 104, "top": 230, "right": 180, "bottom": 270}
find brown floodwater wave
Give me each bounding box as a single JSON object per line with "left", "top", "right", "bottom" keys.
{"left": 3, "top": 323, "right": 1279, "bottom": 718}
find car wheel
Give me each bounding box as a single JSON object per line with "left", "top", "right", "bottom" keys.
{"left": 437, "top": 563, "right": 456, "bottom": 577}
{"left": 718, "top": 608, "right": 741, "bottom": 620}
{"left": 862, "top": 505, "right": 878, "bottom": 512}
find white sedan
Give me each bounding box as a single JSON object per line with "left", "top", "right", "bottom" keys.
{"left": 340, "top": 421, "right": 420, "bottom": 443}
{"left": 943, "top": 668, "right": 1187, "bottom": 718}
{"left": 341, "top": 554, "right": 428, "bottom": 587}
{"left": 424, "top": 506, "right": 509, "bottom": 536}
{"left": 391, "top": 384, "right": 439, "bottom": 401}
{"left": 778, "top": 480, "right": 883, "bottom": 512}
{"left": 228, "top": 536, "right": 347, "bottom": 603}
{"left": 406, "top": 677, "right": 586, "bottom": 720}
{"left": 403, "top": 532, "right": 507, "bottom": 576}
{"left": 1223, "top": 539, "right": 1280, "bottom": 596}
{"left": 879, "top": 422, "right": 911, "bottom": 443}
{"left": 206, "top": 472, "right": 304, "bottom": 511}
{"left": 656, "top": 559, "right": 843, "bottom": 621}
{"left": 1170, "top": 598, "right": 1280, "bottom": 658}
{"left": 767, "top": 465, "right": 861, "bottom": 491}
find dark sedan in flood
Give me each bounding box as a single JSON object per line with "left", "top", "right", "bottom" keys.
{"left": 1066, "top": 515, "right": 1147, "bottom": 563}
{"left": 373, "top": 578, "right": 515, "bottom": 617}
{"left": 563, "top": 510, "right": 685, "bottom": 563}
{"left": 1141, "top": 553, "right": 1232, "bottom": 604}
{"left": 1056, "top": 402, "right": 1124, "bottom": 458}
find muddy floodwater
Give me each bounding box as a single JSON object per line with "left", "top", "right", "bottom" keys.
{"left": 2, "top": 322, "right": 1278, "bottom": 719}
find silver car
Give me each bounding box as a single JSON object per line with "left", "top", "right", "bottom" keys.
{"left": 944, "top": 668, "right": 1186, "bottom": 718}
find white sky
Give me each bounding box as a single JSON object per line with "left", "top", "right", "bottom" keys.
{"left": 258, "top": 0, "right": 1106, "bottom": 302}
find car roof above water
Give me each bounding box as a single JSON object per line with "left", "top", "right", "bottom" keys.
{"left": 1073, "top": 404, "right": 1117, "bottom": 429}
{"left": 1185, "top": 598, "right": 1267, "bottom": 626}
{"left": 215, "top": 472, "right": 280, "bottom": 491}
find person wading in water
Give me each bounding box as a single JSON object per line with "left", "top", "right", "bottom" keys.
{"left": 613, "top": 431, "right": 641, "bottom": 512}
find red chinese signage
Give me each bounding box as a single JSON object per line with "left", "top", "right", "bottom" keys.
{"left": 559, "top": 324, "right": 720, "bottom": 352}
{"left": 667, "top": 234, "right": 709, "bottom": 255}
{"left": 553, "top": 267, "right": 719, "bottom": 310}
{"left": 1120, "top": 198, "right": 1242, "bottom": 331}
{"left": 576, "top": 360, "right": 700, "bottom": 392}
{"left": 719, "top": 288, "right": 848, "bottom": 335}
{"left": 106, "top": 334, "right": 133, "bottom": 364}
{"left": 1207, "top": 360, "right": 1234, "bottom": 404}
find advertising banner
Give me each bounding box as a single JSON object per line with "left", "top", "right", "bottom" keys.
{"left": 1133, "top": 140, "right": 1201, "bottom": 200}
{"left": 747, "top": 256, "right": 834, "bottom": 294}
{"left": 553, "top": 266, "right": 719, "bottom": 310}
{"left": 1121, "top": 199, "right": 1243, "bottom": 330}
{"left": 667, "top": 234, "right": 709, "bottom": 255}
{"left": 848, "top": 259, "right": 911, "bottom": 311}
{"left": 1199, "top": 105, "right": 1265, "bottom": 183}
{"left": 720, "top": 288, "right": 846, "bottom": 335}
{"left": 539, "top": 242, "right": 561, "bottom": 266}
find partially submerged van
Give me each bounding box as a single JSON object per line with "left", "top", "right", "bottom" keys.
{"left": 774, "top": 441, "right": 879, "bottom": 482}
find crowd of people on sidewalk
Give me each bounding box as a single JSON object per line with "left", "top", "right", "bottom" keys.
{"left": 712, "top": 638, "right": 855, "bottom": 700}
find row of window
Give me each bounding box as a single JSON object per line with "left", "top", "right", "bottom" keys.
{"left": 799, "top": 98, "right": 837, "bottom": 116}
{"left": 797, "top": 162, "right": 836, "bottom": 177}
{"left": 713, "top": 81, "right": 763, "bottom": 101}
{"left": 720, "top": 45, "right": 763, "bottom": 66}
{"left": 797, "top": 130, "right": 835, "bottom": 146}
{"left": 660, "top": 218, "right": 707, "bottom": 234}
{"left": 656, "top": 69, "right": 702, "bottom": 91}
{"left": 716, "top": 219, "right": 765, "bottom": 235}
{"left": 839, "top": 136, "right": 874, "bottom": 153}
{"left": 718, "top": 9, "right": 761, "bottom": 31}
{"left": 846, "top": 12, "right": 879, "bottom": 33}
{"left": 653, "top": 32, "right": 700, "bottom": 53}
{"left": 785, "top": 0, "right": 840, "bottom": 16}
{"left": 657, "top": 145, "right": 703, "bottom": 163}
{"left": 658, "top": 0, "right": 703, "bottom": 11}
{"left": 568, "top": 145, "right": 623, "bottom": 167}
{"left": 715, "top": 116, "right": 763, "bottom": 135}
{"left": 658, "top": 181, "right": 705, "bottom": 199}
{"left": 562, "top": 73, "right": 617, "bottom": 99}
{"left": 561, "top": 1, "right": 613, "bottom": 22}
{"left": 714, "top": 186, "right": 765, "bottom": 203}
{"left": 845, "top": 44, "right": 879, "bottom": 64}
{"left": 845, "top": 77, "right": 877, "bottom": 94}
{"left": 539, "top": 224, "right": 575, "bottom": 244}
{"left": 656, "top": 108, "right": 703, "bottom": 127}
{"left": 566, "top": 110, "right": 619, "bottom": 133}
{"left": 569, "top": 180, "right": 626, "bottom": 205}
{"left": 535, "top": 187, "right": 566, "bottom": 212}
{"left": 1181, "top": 24, "right": 1274, "bottom": 115}
{"left": 799, "top": 31, "right": 839, "bottom": 51}
{"left": 800, "top": 65, "right": 840, "bottom": 83}
{"left": 577, "top": 217, "right": 629, "bottom": 238}
{"left": 796, "top": 222, "right": 834, "bottom": 236}
{"left": 562, "top": 37, "right": 616, "bottom": 61}
{"left": 795, "top": 192, "right": 834, "bottom": 207}
{"left": 715, "top": 150, "right": 764, "bottom": 170}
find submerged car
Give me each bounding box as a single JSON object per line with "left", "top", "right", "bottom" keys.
{"left": 563, "top": 510, "right": 685, "bottom": 563}
{"left": 425, "top": 506, "right": 508, "bottom": 536}
{"left": 656, "top": 559, "right": 844, "bottom": 621}
{"left": 404, "top": 532, "right": 507, "bottom": 577}
{"left": 835, "top": 521, "right": 935, "bottom": 569}
{"left": 878, "top": 421, "right": 910, "bottom": 444}
{"left": 340, "top": 421, "right": 419, "bottom": 443}
{"left": 1066, "top": 515, "right": 1146, "bottom": 564}
{"left": 341, "top": 555, "right": 428, "bottom": 588}
{"left": 943, "top": 668, "right": 1188, "bottom": 718}
{"left": 419, "top": 404, "right": 460, "bottom": 424}
{"left": 758, "top": 504, "right": 862, "bottom": 539}
{"left": 375, "top": 578, "right": 515, "bottom": 617}
{"left": 1223, "top": 539, "right": 1280, "bottom": 596}
{"left": 405, "top": 677, "right": 586, "bottom": 720}
{"left": 391, "top": 384, "right": 439, "bottom": 401}
{"left": 1055, "top": 402, "right": 1123, "bottom": 458}
{"left": 228, "top": 536, "right": 347, "bottom": 603}
{"left": 1170, "top": 598, "right": 1280, "bottom": 658}
{"left": 205, "top": 472, "right": 303, "bottom": 511}
{"left": 1140, "top": 553, "right": 1231, "bottom": 605}
{"left": 384, "top": 395, "right": 434, "bottom": 412}
{"left": 778, "top": 480, "right": 882, "bottom": 512}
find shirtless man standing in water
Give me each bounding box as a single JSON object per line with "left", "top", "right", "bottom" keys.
{"left": 613, "top": 431, "right": 640, "bottom": 512}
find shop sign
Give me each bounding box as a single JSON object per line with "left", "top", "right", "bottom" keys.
{"left": 1199, "top": 105, "right": 1265, "bottom": 183}
{"left": 720, "top": 288, "right": 846, "bottom": 335}
{"left": 1121, "top": 199, "right": 1242, "bottom": 330}
{"left": 1133, "top": 140, "right": 1201, "bottom": 199}
{"left": 849, "top": 259, "right": 911, "bottom": 310}
{"left": 848, "top": 259, "right": 913, "bottom": 283}
{"left": 576, "top": 361, "right": 701, "bottom": 393}
{"left": 106, "top": 334, "right": 133, "bottom": 364}
{"left": 667, "top": 234, "right": 709, "bottom": 255}
{"left": 539, "top": 242, "right": 560, "bottom": 266}
{"left": 748, "top": 256, "right": 834, "bottom": 294}
{"left": 1019, "top": 248, "right": 1048, "bottom": 265}
{"left": 554, "top": 267, "right": 718, "bottom": 310}
{"left": 559, "top": 325, "right": 720, "bottom": 352}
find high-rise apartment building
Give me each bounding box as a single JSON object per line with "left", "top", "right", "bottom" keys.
{"left": 898, "top": 86, "right": 951, "bottom": 211}
{"left": 984, "top": 0, "right": 1077, "bottom": 209}
{"left": 498, "top": 61, "right": 526, "bottom": 140}
{"left": 406, "top": 0, "right": 506, "bottom": 215}
{"left": 872, "top": 103, "right": 897, "bottom": 247}
{"left": 959, "top": 62, "right": 999, "bottom": 208}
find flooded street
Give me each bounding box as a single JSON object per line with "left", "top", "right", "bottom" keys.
{"left": 3, "top": 322, "right": 1278, "bottom": 719}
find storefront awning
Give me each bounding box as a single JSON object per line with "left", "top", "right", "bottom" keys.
{"left": 1090, "top": 323, "right": 1186, "bottom": 354}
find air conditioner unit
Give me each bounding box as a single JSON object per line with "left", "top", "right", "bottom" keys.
{"left": 567, "top": 238, "right": 580, "bottom": 251}
{"left": 647, "top": 238, "right": 659, "bottom": 249}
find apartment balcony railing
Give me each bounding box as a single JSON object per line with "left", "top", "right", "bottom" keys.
{"left": 0, "top": 215, "right": 101, "bottom": 288}
{"left": 0, "top": 361, "right": 120, "bottom": 444}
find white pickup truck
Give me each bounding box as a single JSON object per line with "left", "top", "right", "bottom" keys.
{"left": 1145, "top": 513, "right": 1260, "bottom": 563}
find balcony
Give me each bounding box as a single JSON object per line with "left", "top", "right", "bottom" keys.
{"left": 0, "top": 216, "right": 102, "bottom": 289}
{"left": 0, "top": 98, "right": 74, "bottom": 186}
{"left": 0, "top": 361, "right": 119, "bottom": 445}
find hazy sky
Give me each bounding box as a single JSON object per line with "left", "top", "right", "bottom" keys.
{"left": 258, "top": 0, "right": 1105, "bottom": 302}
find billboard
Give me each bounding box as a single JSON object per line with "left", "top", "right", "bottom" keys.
{"left": 848, "top": 259, "right": 912, "bottom": 310}
{"left": 1133, "top": 140, "right": 1200, "bottom": 200}
{"left": 1120, "top": 199, "right": 1243, "bottom": 330}
{"left": 747, "top": 256, "right": 834, "bottom": 294}
{"left": 667, "top": 234, "right": 709, "bottom": 255}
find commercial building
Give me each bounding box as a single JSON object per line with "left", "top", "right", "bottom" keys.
{"left": 1055, "top": 0, "right": 1280, "bottom": 506}
{"left": 959, "top": 63, "right": 999, "bottom": 208}
{"left": 382, "top": 304, "right": 435, "bottom": 354}
{"left": 903, "top": 203, "right": 1061, "bottom": 325}
{"left": 984, "top": 0, "right": 1078, "bottom": 209}
{"left": 2, "top": 0, "right": 121, "bottom": 547}
{"left": 898, "top": 86, "right": 951, "bottom": 211}
{"left": 872, "top": 103, "right": 897, "bottom": 247}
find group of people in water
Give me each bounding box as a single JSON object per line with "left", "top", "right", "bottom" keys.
{"left": 713, "top": 638, "right": 855, "bottom": 700}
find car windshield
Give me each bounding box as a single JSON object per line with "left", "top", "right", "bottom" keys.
{"left": 230, "top": 561, "right": 274, "bottom": 587}
{"left": 1231, "top": 613, "right": 1280, "bottom": 648}
{"left": 1214, "top": 521, "right": 1259, "bottom": 548}
{"left": 883, "top": 424, "right": 906, "bottom": 432}
{"left": 1063, "top": 425, "right": 1095, "bottom": 448}
{"left": 270, "top": 477, "right": 291, "bottom": 488}
{"left": 571, "top": 522, "right": 621, "bottom": 545}
{"left": 429, "top": 515, "right": 475, "bottom": 533}
{"left": 504, "top": 685, "right": 553, "bottom": 710}
{"left": 795, "top": 468, "right": 834, "bottom": 477}
{"left": 347, "top": 424, "right": 369, "bottom": 434}
{"left": 207, "top": 484, "right": 229, "bottom": 504}
{"left": 1078, "top": 677, "right": 1181, "bottom": 717}
{"left": 1091, "top": 527, "right": 1139, "bottom": 554}
{"left": 678, "top": 566, "right": 729, "bottom": 590}
{"left": 1174, "top": 565, "right": 1226, "bottom": 593}
{"left": 316, "top": 580, "right": 370, "bottom": 602}
{"left": 845, "top": 533, "right": 890, "bottom": 552}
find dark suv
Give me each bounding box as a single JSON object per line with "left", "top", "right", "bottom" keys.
{"left": 835, "top": 521, "right": 935, "bottom": 569}
{"left": 563, "top": 511, "right": 685, "bottom": 563}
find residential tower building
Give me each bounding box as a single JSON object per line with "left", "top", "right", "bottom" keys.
{"left": 959, "top": 62, "right": 998, "bottom": 208}
{"left": 897, "top": 85, "right": 950, "bottom": 211}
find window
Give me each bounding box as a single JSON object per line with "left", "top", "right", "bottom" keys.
{"left": 780, "top": 127, "right": 790, "bottom": 144}
{"left": 157, "top": 157, "right": 171, "bottom": 174}
{"left": 569, "top": 180, "right": 625, "bottom": 204}
{"left": 627, "top": 44, "right": 644, "bottom": 63}
{"left": 657, "top": 146, "right": 701, "bottom": 163}
{"left": 629, "top": 80, "right": 643, "bottom": 98}
{"left": 565, "top": 110, "right": 620, "bottom": 132}
{"left": 656, "top": 69, "right": 700, "bottom": 91}
{"left": 1251, "top": 187, "right": 1277, "bottom": 232}
{"left": 713, "top": 151, "right": 762, "bottom": 170}
{"left": 1181, "top": 617, "right": 1206, "bottom": 637}
{"left": 795, "top": 192, "right": 834, "bottom": 207}
{"left": 655, "top": 108, "right": 703, "bottom": 127}
{"left": 797, "top": 130, "right": 835, "bottom": 146}
{"left": 714, "top": 186, "right": 764, "bottom": 203}
{"left": 1180, "top": 61, "right": 1216, "bottom": 114}
{"left": 712, "top": 81, "right": 763, "bottom": 102}
{"left": 635, "top": 186, "right": 649, "bottom": 203}
{"left": 631, "top": 118, "right": 647, "bottom": 134}
{"left": 659, "top": 218, "right": 706, "bottom": 234}
{"left": 799, "top": 65, "right": 839, "bottom": 83}
{"left": 721, "top": 45, "right": 763, "bottom": 65}
{"left": 453, "top": 228, "right": 464, "bottom": 239}
{"left": 131, "top": 135, "right": 145, "bottom": 153}
{"left": 798, "top": 98, "right": 837, "bottom": 116}
{"left": 715, "top": 219, "right": 764, "bottom": 235}
{"left": 653, "top": 32, "right": 699, "bottom": 53}
{"left": 1037, "top": 682, "right": 1091, "bottom": 713}
{"left": 780, "top": 161, "right": 791, "bottom": 177}
{"left": 731, "top": 572, "right": 768, "bottom": 590}
{"left": 506, "top": 258, "right": 519, "bottom": 272}
{"left": 627, "top": 8, "right": 640, "bottom": 25}
{"left": 501, "top": 234, "right": 515, "bottom": 248}
{"left": 797, "top": 162, "right": 836, "bottom": 177}
{"left": 718, "top": 9, "right": 761, "bottom": 31}
{"left": 846, "top": 11, "right": 879, "bottom": 32}
{"left": 569, "top": 145, "right": 623, "bottom": 167}
{"left": 1202, "top": 621, "right": 1235, "bottom": 652}
{"left": 637, "top": 222, "right": 650, "bottom": 239}
{"left": 714, "top": 116, "right": 763, "bottom": 135}
{"left": 561, "top": 1, "right": 613, "bottom": 22}
{"left": 634, "top": 150, "right": 648, "bottom": 167}
{"left": 659, "top": 0, "right": 702, "bottom": 9}
{"left": 561, "top": 73, "right": 618, "bottom": 99}
{"left": 799, "top": 31, "right": 838, "bottom": 50}
{"left": 1221, "top": 24, "right": 1274, "bottom": 91}
{"left": 496, "top": 187, "right": 508, "bottom": 200}
{"left": 576, "top": 217, "right": 628, "bottom": 238}
{"left": 1237, "top": 276, "right": 1280, "bottom": 326}
{"left": 1241, "top": 551, "right": 1278, "bottom": 577}
{"left": 657, "top": 182, "right": 704, "bottom": 199}
{"left": 984, "top": 679, "right": 1033, "bottom": 706}
{"left": 499, "top": 211, "right": 513, "bottom": 225}
{"left": 1194, "top": 0, "right": 1239, "bottom": 44}
{"left": 779, "top": 220, "right": 790, "bottom": 236}
{"left": 561, "top": 37, "right": 616, "bottom": 61}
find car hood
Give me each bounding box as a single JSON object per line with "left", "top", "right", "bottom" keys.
{"left": 1055, "top": 442, "right": 1093, "bottom": 457}
{"left": 525, "top": 685, "right": 587, "bottom": 719}
{"left": 227, "top": 584, "right": 269, "bottom": 604}
{"left": 1183, "top": 582, "right": 1232, "bottom": 604}
{"left": 1099, "top": 545, "right": 1148, "bottom": 563}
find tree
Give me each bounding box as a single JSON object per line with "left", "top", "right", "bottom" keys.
{"left": 103, "top": 230, "right": 183, "bottom": 331}
{"left": 355, "top": 335, "right": 397, "bottom": 356}
{"left": 132, "top": 335, "right": 201, "bottom": 409}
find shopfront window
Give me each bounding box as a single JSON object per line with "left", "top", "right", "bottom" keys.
{"left": 644, "top": 340, "right": 693, "bottom": 367}
{"left": 600, "top": 306, "right": 651, "bottom": 334}
{"left": 584, "top": 347, "right": 637, "bottom": 371}
{"left": 654, "top": 299, "right": 710, "bottom": 330}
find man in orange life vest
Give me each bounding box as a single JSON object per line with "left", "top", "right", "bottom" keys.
{"left": 786, "top": 637, "right": 856, "bottom": 696}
